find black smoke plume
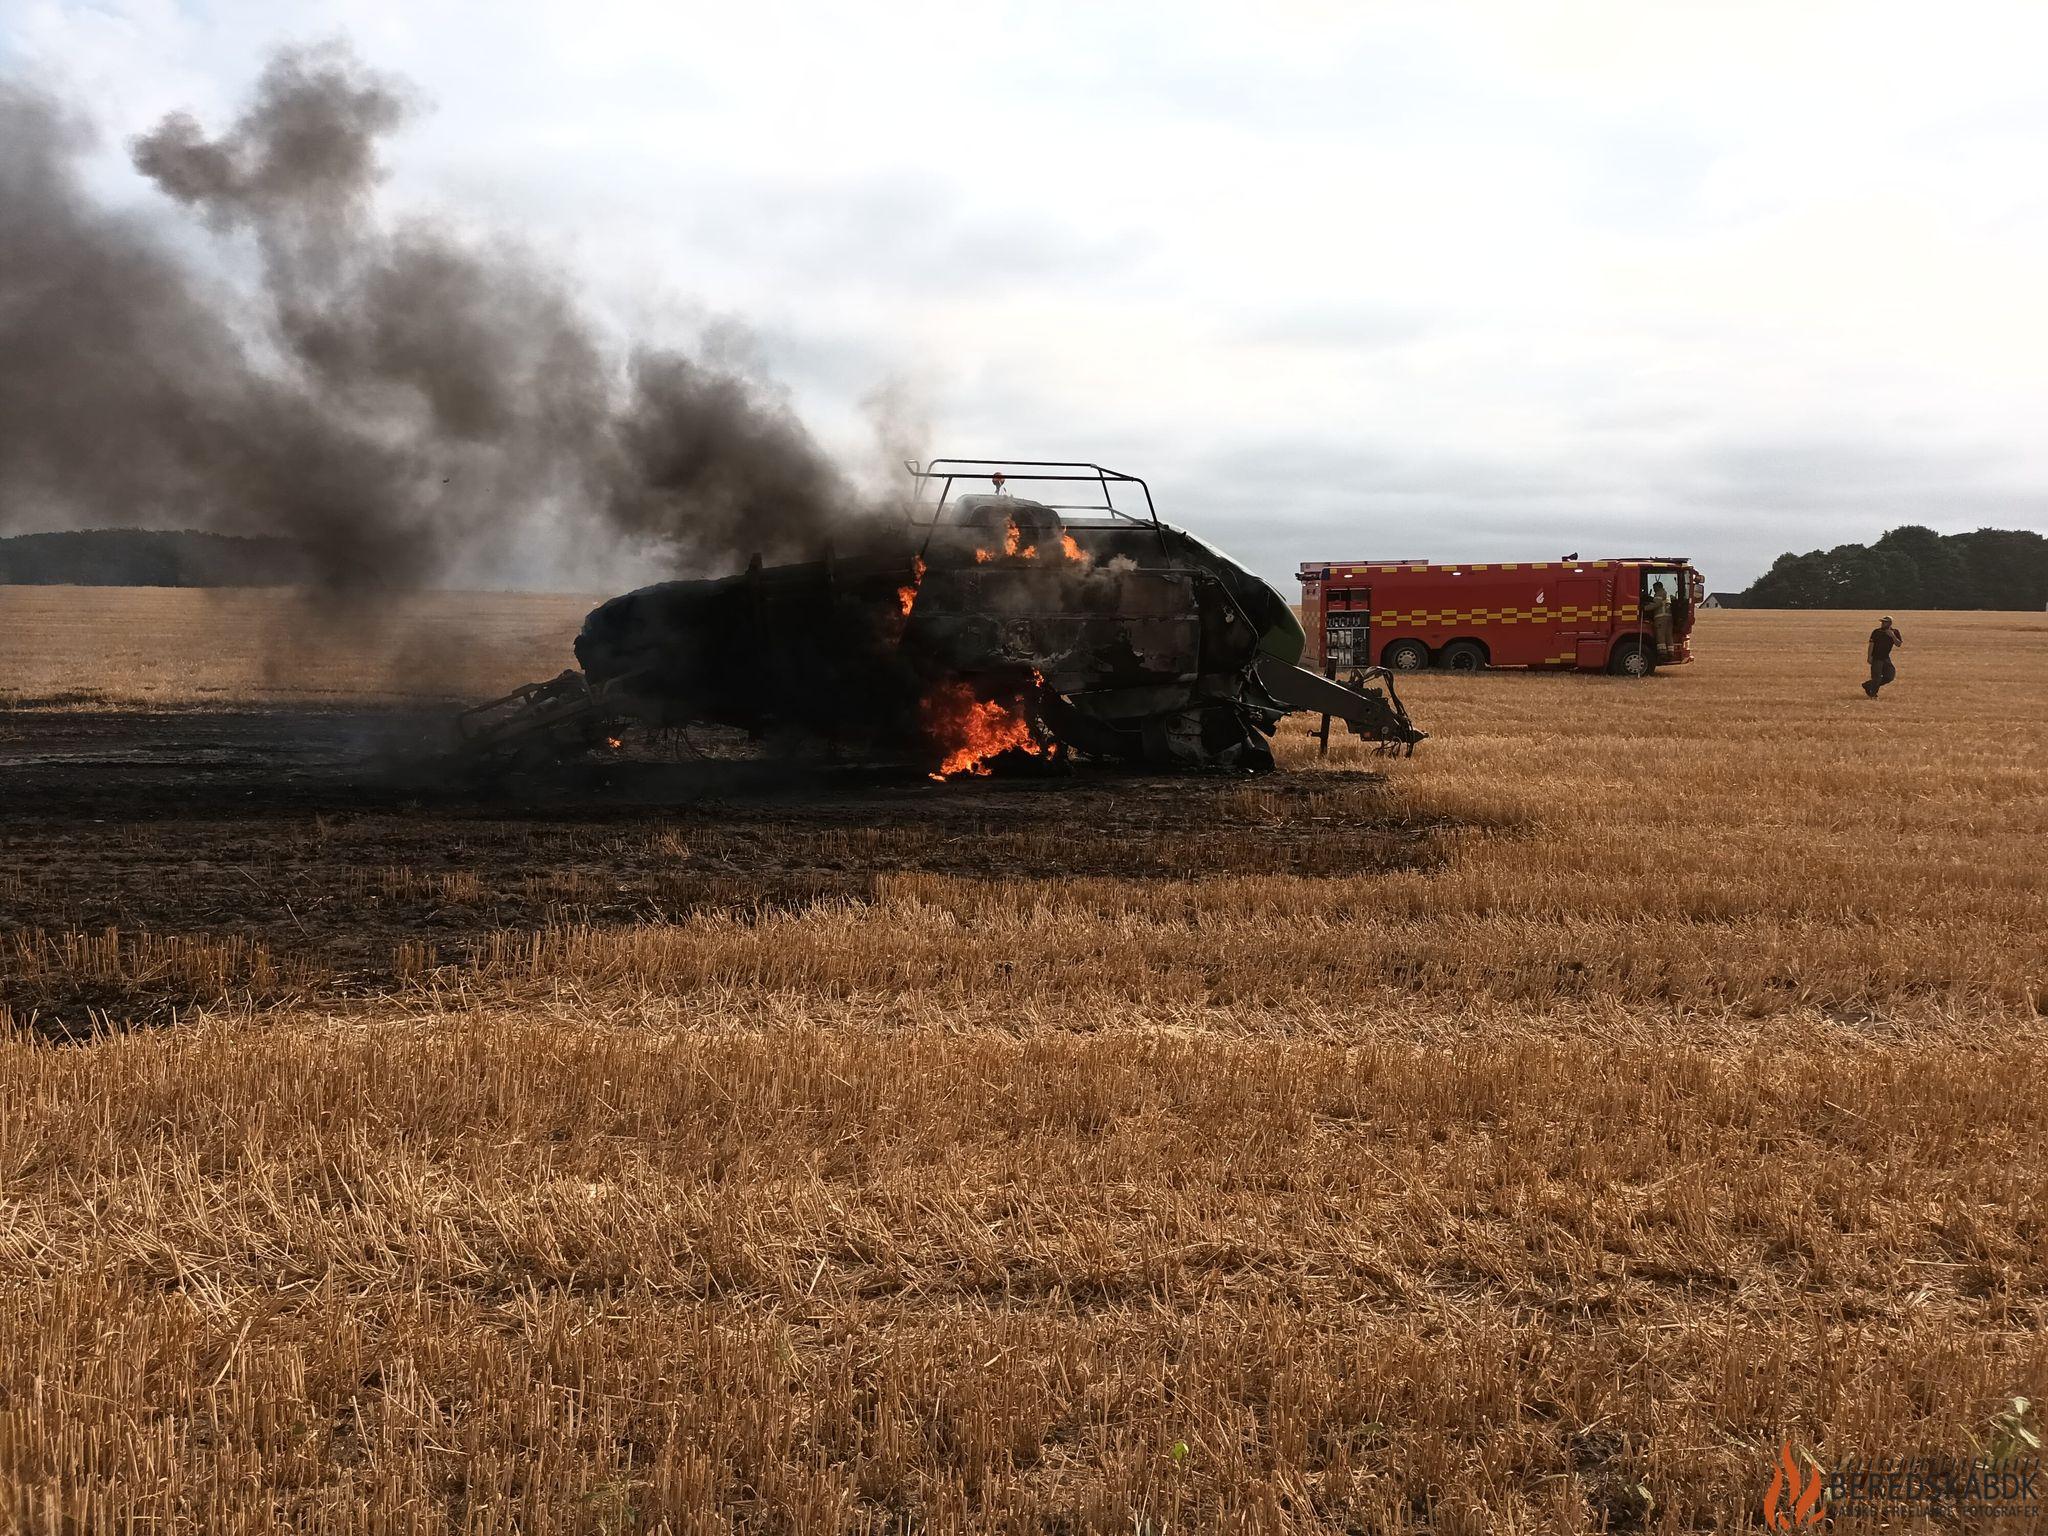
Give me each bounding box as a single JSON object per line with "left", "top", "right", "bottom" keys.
{"left": 0, "top": 42, "right": 885, "bottom": 593}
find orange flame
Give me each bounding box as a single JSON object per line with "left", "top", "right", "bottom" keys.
{"left": 1763, "top": 1443, "right": 1824, "bottom": 1530}
{"left": 971, "top": 518, "right": 1090, "bottom": 565}
{"left": 896, "top": 556, "right": 927, "bottom": 616}
{"left": 604, "top": 736, "right": 622, "bottom": 750}
{"left": 922, "top": 681, "right": 1044, "bottom": 780}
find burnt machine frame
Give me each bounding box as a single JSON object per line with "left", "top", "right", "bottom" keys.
{"left": 906, "top": 459, "right": 1162, "bottom": 527}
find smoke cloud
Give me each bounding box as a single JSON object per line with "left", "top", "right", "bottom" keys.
{"left": 0, "top": 42, "right": 885, "bottom": 593}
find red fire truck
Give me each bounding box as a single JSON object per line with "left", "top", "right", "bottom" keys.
{"left": 1298, "top": 556, "right": 1705, "bottom": 676}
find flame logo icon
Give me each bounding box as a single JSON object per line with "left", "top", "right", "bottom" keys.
{"left": 1764, "top": 1442, "right": 1825, "bottom": 1529}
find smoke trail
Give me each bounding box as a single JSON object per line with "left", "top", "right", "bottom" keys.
{"left": 0, "top": 42, "right": 882, "bottom": 594}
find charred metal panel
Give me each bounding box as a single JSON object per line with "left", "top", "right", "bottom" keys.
{"left": 909, "top": 567, "right": 1202, "bottom": 692}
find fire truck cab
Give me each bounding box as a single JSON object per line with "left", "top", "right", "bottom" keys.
{"left": 1299, "top": 557, "right": 1704, "bottom": 676}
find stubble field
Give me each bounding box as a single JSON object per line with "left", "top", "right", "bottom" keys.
{"left": 1, "top": 588, "right": 2044, "bottom": 1533}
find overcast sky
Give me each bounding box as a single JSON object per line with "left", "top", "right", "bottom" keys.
{"left": 7, "top": 0, "right": 2046, "bottom": 591}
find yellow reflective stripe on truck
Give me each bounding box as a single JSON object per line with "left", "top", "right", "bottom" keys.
{"left": 1371, "top": 606, "right": 1615, "bottom": 626}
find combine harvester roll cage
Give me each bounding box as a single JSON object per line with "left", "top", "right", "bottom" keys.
{"left": 907, "top": 458, "right": 1164, "bottom": 533}
{"left": 456, "top": 457, "right": 1424, "bottom": 775}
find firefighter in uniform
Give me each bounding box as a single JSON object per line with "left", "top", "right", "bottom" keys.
{"left": 1647, "top": 583, "right": 1675, "bottom": 657}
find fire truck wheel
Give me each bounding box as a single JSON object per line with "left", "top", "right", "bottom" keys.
{"left": 1437, "top": 640, "right": 1488, "bottom": 672}
{"left": 1382, "top": 639, "right": 1430, "bottom": 671}
{"left": 1608, "top": 639, "right": 1656, "bottom": 677}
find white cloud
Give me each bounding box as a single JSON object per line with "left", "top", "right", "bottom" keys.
{"left": 6, "top": 0, "right": 2045, "bottom": 589}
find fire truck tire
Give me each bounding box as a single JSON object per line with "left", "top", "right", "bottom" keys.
{"left": 1608, "top": 639, "right": 1656, "bottom": 677}
{"left": 1382, "top": 639, "right": 1431, "bottom": 671}
{"left": 1437, "top": 640, "right": 1488, "bottom": 672}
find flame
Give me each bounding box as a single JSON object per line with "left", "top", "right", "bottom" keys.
{"left": 973, "top": 519, "right": 1089, "bottom": 565}
{"left": 922, "top": 681, "right": 1044, "bottom": 780}
{"left": 604, "top": 736, "right": 622, "bottom": 750}
{"left": 1763, "top": 1443, "right": 1824, "bottom": 1530}
{"left": 896, "top": 555, "right": 927, "bottom": 616}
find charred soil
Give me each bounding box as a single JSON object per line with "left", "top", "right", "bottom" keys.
{"left": 1, "top": 707, "right": 1450, "bottom": 1036}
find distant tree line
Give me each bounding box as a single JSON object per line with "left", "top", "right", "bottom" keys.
{"left": 0, "top": 530, "right": 310, "bottom": 587}
{"left": 1738, "top": 525, "right": 2048, "bottom": 610}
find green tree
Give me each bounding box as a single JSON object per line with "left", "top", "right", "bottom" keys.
{"left": 1741, "top": 526, "right": 2047, "bottom": 609}
{"left": 1745, "top": 550, "right": 1829, "bottom": 606}
{"left": 1872, "top": 525, "right": 1965, "bottom": 606}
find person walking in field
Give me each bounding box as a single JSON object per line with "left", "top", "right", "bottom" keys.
{"left": 1863, "top": 617, "right": 1903, "bottom": 697}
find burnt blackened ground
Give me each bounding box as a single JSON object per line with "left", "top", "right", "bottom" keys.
{"left": 1, "top": 707, "right": 1455, "bottom": 1036}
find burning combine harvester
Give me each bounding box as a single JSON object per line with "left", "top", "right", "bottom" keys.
{"left": 459, "top": 460, "right": 1423, "bottom": 777}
